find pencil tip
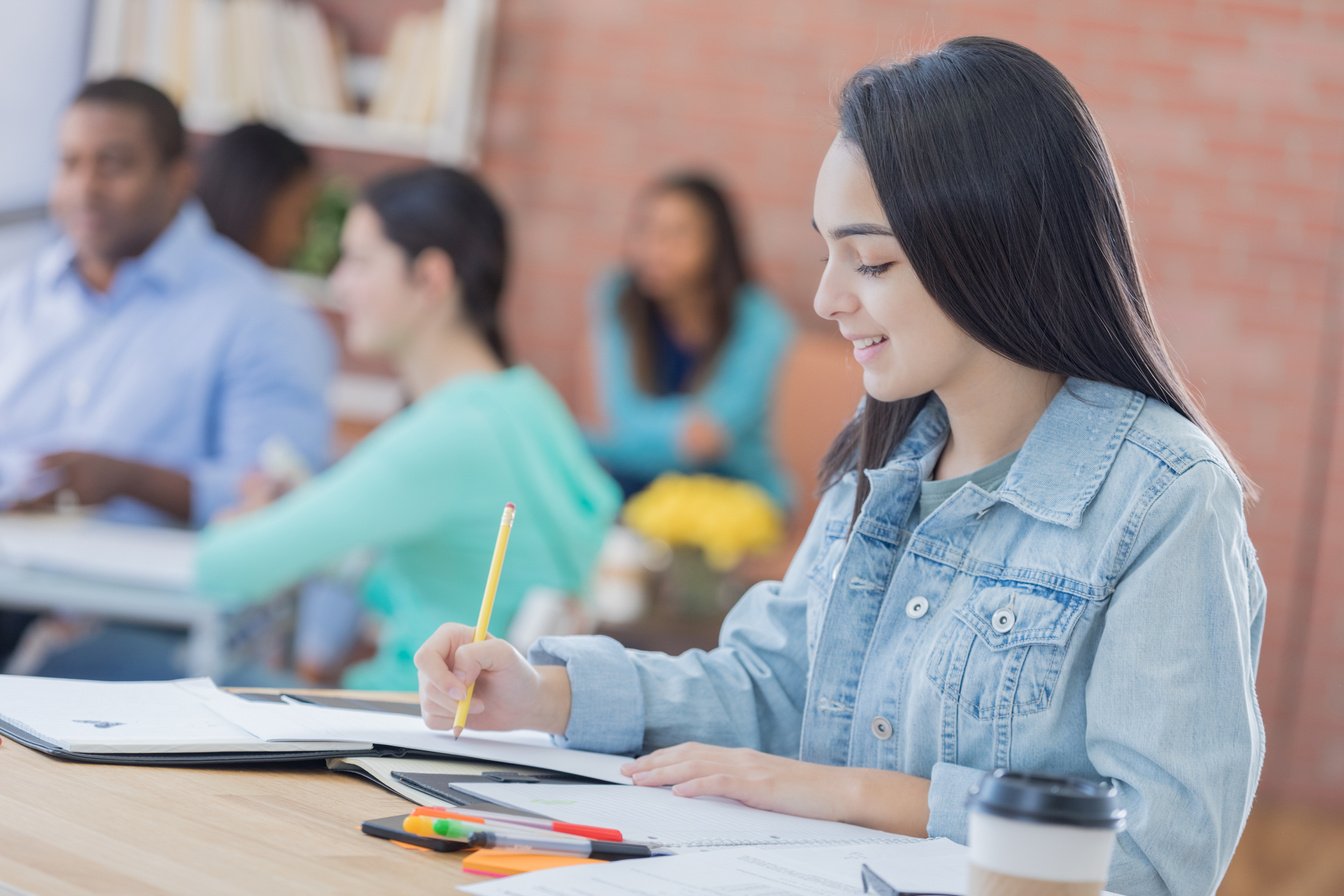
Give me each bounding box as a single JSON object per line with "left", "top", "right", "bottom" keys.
{"left": 452, "top": 727, "right": 463, "bottom": 740}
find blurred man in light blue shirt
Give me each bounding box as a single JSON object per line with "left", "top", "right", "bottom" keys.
{"left": 0, "top": 78, "right": 334, "bottom": 527}
{"left": 0, "top": 77, "right": 333, "bottom": 669}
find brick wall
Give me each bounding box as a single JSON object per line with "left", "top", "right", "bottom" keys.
{"left": 323, "top": 0, "right": 1344, "bottom": 807}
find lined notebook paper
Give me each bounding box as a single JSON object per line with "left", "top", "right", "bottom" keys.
{"left": 454, "top": 782, "right": 905, "bottom": 850}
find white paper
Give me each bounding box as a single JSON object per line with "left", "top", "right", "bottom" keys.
{"left": 327, "top": 754, "right": 522, "bottom": 805}
{"left": 462, "top": 838, "right": 957, "bottom": 896}
{"left": 453, "top": 781, "right": 905, "bottom": 850}
{"left": 200, "top": 688, "right": 635, "bottom": 783}
{"left": 0, "top": 513, "right": 198, "bottom": 591}
{"left": 0, "top": 676, "right": 356, "bottom": 753}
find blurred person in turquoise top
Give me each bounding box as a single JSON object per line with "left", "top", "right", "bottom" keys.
{"left": 413, "top": 39, "right": 1265, "bottom": 896}
{"left": 585, "top": 174, "right": 794, "bottom": 509}
{"left": 197, "top": 167, "right": 621, "bottom": 691}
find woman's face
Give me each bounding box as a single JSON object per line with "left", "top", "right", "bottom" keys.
{"left": 812, "top": 137, "right": 980, "bottom": 402}
{"left": 255, "top": 170, "right": 319, "bottom": 269}
{"left": 329, "top": 203, "right": 426, "bottom": 359}
{"left": 626, "top": 189, "right": 715, "bottom": 299}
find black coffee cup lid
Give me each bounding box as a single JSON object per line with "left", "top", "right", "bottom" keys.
{"left": 968, "top": 769, "right": 1126, "bottom": 831}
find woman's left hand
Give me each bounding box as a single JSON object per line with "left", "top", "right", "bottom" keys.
{"left": 619, "top": 742, "right": 932, "bottom": 836}
{"left": 621, "top": 743, "right": 850, "bottom": 821}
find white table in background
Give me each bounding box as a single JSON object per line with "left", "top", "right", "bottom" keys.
{"left": 0, "top": 513, "right": 226, "bottom": 677}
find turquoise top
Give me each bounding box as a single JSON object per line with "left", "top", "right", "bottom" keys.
{"left": 196, "top": 366, "right": 622, "bottom": 690}
{"left": 585, "top": 271, "right": 795, "bottom": 509}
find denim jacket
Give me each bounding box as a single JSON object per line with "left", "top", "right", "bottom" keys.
{"left": 533, "top": 378, "right": 1266, "bottom": 896}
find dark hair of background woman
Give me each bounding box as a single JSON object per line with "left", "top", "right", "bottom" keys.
{"left": 362, "top": 166, "right": 511, "bottom": 366}
{"left": 619, "top": 173, "right": 751, "bottom": 394}
{"left": 819, "top": 36, "right": 1256, "bottom": 518}
{"left": 196, "top": 122, "right": 311, "bottom": 256}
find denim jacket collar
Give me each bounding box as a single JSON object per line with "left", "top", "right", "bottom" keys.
{"left": 875, "top": 378, "right": 1146, "bottom": 529}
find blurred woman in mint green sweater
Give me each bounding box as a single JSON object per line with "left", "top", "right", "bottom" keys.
{"left": 196, "top": 167, "right": 620, "bottom": 691}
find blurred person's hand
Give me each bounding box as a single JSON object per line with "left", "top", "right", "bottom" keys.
{"left": 11, "top": 451, "right": 135, "bottom": 511}
{"left": 212, "top": 471, "right": 290, "bottom": 523}
{"left": 680, "top": 409, "right": 728, "bottom": 462}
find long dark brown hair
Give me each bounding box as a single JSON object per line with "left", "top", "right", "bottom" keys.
{"left": 619, "top": 173, "right": 750, "bottom": 394}
{"left": 819, "top": 37, "right": 1256, "bottom": 517}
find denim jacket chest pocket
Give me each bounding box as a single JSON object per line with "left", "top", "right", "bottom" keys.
{"left": 926, "top": 581, "right": 1091, "bottom": 720}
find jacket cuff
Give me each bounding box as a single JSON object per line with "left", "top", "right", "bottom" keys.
{"left": 529, "top": 635, "right": 645, "bottom": 755}
{"left": 926, "top": 761, "right": 987, "bottom": 843}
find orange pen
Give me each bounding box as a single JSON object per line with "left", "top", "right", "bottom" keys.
{"left": 412, "top": 805, "right": 624, "bottom": 843}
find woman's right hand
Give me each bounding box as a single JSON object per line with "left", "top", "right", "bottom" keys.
{"left": 414, "top": 623, "right": 572, "bottom": 735}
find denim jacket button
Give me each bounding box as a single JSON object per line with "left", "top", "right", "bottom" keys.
{"left": 992, "top": 607, "right": 1017, "bottom": 633}
{"left": 830, "top": 565, "right": 840, "bottom": 582}
{"left": 870, "top": 716, "right": 893, "bottom": 740}
{"left": 906, "top": 596, "right": 929, "bottom": 619}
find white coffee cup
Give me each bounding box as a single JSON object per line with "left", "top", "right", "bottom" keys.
{"left": 966, "top": 770, "right": 1126, "bottom": 896}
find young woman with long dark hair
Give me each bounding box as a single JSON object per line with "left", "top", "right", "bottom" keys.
{"left": 413, "top": 39, "right": 1265, "bottom": 896}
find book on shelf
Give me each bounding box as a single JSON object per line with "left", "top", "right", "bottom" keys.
{"left": 88, "top": 0, "right": 467, "bottom": 137}
{"left": 89, "top": 0, "right": 355, "bottom": 124}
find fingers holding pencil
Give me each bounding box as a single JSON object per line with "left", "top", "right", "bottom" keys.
{"left": 416, "top": 630, "right": 546, "bottom": 733}
{"left": 417, "top": 501, "right": 544, "bottom": 737}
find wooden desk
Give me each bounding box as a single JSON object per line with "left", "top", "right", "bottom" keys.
{"left": 0, "top": 694, "right": 483, "bottom": 895}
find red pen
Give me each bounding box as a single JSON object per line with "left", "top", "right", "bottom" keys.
{"left": 412, "top": 805, "right": 624, "bottom": 842}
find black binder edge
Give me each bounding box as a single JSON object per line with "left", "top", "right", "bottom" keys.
{"left": 0, "top": 717, "right": 435, "bottom": 767}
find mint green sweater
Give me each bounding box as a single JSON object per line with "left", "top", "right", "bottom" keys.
{"left": 196, "top": 366, "right": 621, "bottom": 690}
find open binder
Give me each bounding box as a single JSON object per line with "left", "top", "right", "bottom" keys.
{"left": 0, "top": 675, "right": 631, "bottom": 782}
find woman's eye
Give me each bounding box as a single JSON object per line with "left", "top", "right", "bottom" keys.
{"left": 856, "top": 262, "right": 894, "bottom": 278}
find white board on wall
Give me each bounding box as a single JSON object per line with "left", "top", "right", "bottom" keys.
{"left": 0, "top": 2, "right": 91, "bottom": 217}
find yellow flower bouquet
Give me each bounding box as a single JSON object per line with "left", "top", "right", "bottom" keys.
{"left": 623, "top": 474, "right": 785, "bottom": 571}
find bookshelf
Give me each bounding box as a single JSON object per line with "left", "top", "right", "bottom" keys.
{"left": 86, "top": 0, "right": 498, "bottom": 166}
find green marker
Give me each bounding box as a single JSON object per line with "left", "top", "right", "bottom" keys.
{"left": 432, "top": 818, "right": 487, "bottom": 839}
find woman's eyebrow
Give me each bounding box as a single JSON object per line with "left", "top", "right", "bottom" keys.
{"left": 810, "top": 219, "right": 895, "bottom": 239}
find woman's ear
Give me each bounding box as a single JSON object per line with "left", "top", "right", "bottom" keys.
{"left": 410, "top": 247, "right": 459, "bottom": 314}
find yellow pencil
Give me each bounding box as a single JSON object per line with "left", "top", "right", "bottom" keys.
{"left": 454, "top": 502, "right": 516, "bottom": 738}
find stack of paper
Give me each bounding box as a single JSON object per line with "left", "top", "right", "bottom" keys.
{"left": 463, "top": 838, "right": 956, "bottom": 895}
{"left": 462, "top": 838, "right": 1123, "bottom": 896}
{"left": 0, "top": 675, "right": 631, "bottom": 781}
{"left": 453, "top": 781, "right": 908, "bottom": 851}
